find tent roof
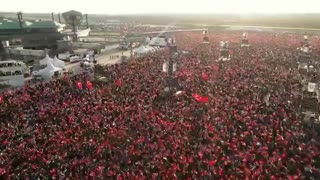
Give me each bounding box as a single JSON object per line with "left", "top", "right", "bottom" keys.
{"left": 37, "top": 61, "right": 62, "bottom": 77}
{"left": 135, "top": 45, "right": 150, "bottom": 54}
{"left": 28, "top": 21, "right": 64, "bottom": 29}
{"left": 0, "top": 19, "right": 32, "bottom": 30}
{"left": 52, "top": 56, "right": 66, "bottom": 68}
{"left": 40, "top": 54, "right": 53, "bottom": 64}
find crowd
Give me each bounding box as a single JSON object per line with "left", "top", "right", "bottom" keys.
{"left": 0, "top": 31, "right": 320, "bottom": 179}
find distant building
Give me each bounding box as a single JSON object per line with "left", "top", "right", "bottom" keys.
{"left": 0, "top": 18, "right": 67, "bottom": 50}
{"left": 26, "top": 20, "right": 65, "bottom": 33}
{"left": 22, "top": 21, "right": 66, "bottom": 49}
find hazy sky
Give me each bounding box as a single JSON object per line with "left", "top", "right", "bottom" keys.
{"left": 2, "top": 0, "right": 320, "bottom": 14}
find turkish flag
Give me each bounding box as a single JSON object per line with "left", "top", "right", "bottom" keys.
{"left": 192, "top": 93, "right": 209, "bottom": 103}
{"left": 208, "top": 160, "right": 217, "bottom": 166}
{"left": 76, "top": 82, "right": 83, "bottom": 90}
{"left": 202, "top": 72, "right": 209, "bottom": 81}
{"left": 0, "top": 168, "right": 6, "bottom": 176}
{"left": 86, "top": 80, "right": 93, "bottom": 90}
{"left": 116, "top": 79, "right": 122, "bottom": 87}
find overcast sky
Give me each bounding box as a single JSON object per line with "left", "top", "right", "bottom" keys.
{"left": 1, "top": 0, "right": 320, "bottom": 14}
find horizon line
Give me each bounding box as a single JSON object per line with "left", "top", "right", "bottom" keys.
{"left": 1, "top": 11, "right": 320, "bottom": 16}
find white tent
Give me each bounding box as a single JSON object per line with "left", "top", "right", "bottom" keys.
{"left": 33, "top": 61, "right": 63, "bottom": 81}
{"left": 52, "top": 56, "right": 66, "bottom": 68}
{"left": 145, "top": 36, "right": 151, "bottom": 44}
{"left": 149, "top": 37, "right": 167, "bottom": 47}
{"left": 40, "top": 54, "right": 53, "bottom": 67}
{"left": 135, "top": 45, "right": 150, "bottom": 57}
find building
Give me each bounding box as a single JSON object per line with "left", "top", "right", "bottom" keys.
{"left": 0, "top": 19, "right": 66, "bottom": 50}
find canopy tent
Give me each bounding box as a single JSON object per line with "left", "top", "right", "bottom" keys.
{"left": 40, "top": 54, "right": 53, "bottom": 67}
{"left": 149, "top": 37, "right": 167, "bottom": 47}
{"left": 52, "top": 56, "right": 66, "bottom": 68}
{"left": 145, "top": 36, "right": 151, "bottom": 44}
{"left": 33, "top": 61, "right": 63, "bottom": 81}
{"left": 135, "top": 45, "right": 150, "bottom": 57}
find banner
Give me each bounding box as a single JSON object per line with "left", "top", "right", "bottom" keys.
{"left": 192, "top": 93, "right": 209, "bottom": 103}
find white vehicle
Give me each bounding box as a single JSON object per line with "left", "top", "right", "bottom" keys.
{"left": 58, "top": 52, "right": 72, "bottom": 61}
{"left": 69, "top": 55, "right": 82, "bottom": 63}
{"left": 0, "top": 60, "right": 26, "bottom": 87}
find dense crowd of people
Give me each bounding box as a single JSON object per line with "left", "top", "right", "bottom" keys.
{"left": 0, "top": 31, "right": 320, "bottom": 179}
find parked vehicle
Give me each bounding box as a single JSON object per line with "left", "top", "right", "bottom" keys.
{"left": 69, "top": 55, "right": 82, "bottom": 63}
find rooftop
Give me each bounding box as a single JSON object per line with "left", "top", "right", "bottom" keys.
{"left": 0, "top": 19, "right": 32, "bottom": 30}
{"left": 0, "top": 19, "right": 65, "bottom": 30}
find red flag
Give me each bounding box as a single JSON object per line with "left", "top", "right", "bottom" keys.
{"left": 0, "top": 96, "right": 3, "bottom": 103}
{"left": 86, "top": 80, "right": 93, "bottom": 90}
{"left": 192, "top": 94, "right": 209, "bottom": 103}
{"left": 0, "top": 168, "right": 6, "bottom": 176}
{"left": 211, "top": 65, "right": 219, "bottom": 71}
{"left": 76, "top": 82, "right": 83, "bottom": 90}
{"left": 116, "top": 79, "right": 122, "bottom": 87}
{"left": 208, "top": 160, "right": 217, "bottom": 166}
{"left": 89, "top": 171, "right": 96, "bottom": 177}
{"left": 202, "top": 72, "right": 209, "bottom": 81}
